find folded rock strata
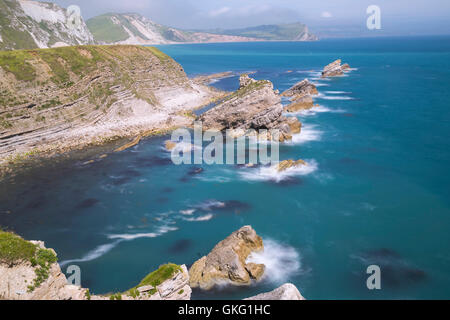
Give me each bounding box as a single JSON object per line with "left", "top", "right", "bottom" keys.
{"left": 189, "top": 226, "right": 265, "bottom": 290}
{"left": 321, "top": 59, "right": 351, "bottom": 77}
{"left": 282, "top": 79, "right": 318, "bottom": 112}
{"left": 198, "top": 75, "right": 302, "bottom": 142}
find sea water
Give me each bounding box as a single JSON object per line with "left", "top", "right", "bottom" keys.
{"left": 1, "top": 36, "right": 450, "bottom": 299}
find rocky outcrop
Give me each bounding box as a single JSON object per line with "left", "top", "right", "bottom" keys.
{"left": 282, "top": 79, "right": 318, "bottom": 112}
{"left": 198, "top": 75, "right": 302, "bottom": 142}
{"left": 276, "top": 159, "right": 307, "bottom": 172}
{"left": 321, "top": 59, "right": 351, "bottom": 78}
{"left": 0, "top": 45, "right": 221, "bottom": 164}
{"left": 245, "top": 283, "right": 305, "bottom": 300}
{"left": 281, "top": 79, "right": 318, "bottom": 99}
{"left": 189, "top": 226, "right": 265, "bottom": 290}
{"left": 0, "top": 231, "right": 191, "bottom": 300}
{"left": 239, "top": 74, "right": 257, "bottom": 88}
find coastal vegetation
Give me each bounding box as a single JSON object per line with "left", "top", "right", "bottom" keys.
{"left": 0, "top": 230, "right": 57, "bottom": 292}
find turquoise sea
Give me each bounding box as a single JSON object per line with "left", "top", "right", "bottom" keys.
{"left": 1, "top": 36, "right": 450, "bottom": 299}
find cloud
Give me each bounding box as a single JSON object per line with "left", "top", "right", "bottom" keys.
{"left": 209, "top": 6, "right": 231, "bottom": 17}
{"left": 321, "top": 11, "right": 333, "bottom": 18}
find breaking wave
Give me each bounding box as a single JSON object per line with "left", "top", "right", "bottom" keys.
{"left": 247, "top": 239, "right": 301, "bottom": 283}
{"left": 238, "top": 159, "right": 318, "bottom": 183}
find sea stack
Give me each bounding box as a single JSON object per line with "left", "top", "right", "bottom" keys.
{"left": 189, "top": 226, "right": 265, "bottom": 290}
{"left": 198, "top": 75, "right": 302, "bottom": 142}
{"left": 321, "top": 59, "right": 351, "bottom": 77}
{"left": 281, "top": 79, "right": 318, "bottom": 112}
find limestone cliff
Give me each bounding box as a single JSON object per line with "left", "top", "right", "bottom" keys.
{"left": 0, "top": 45, "right": 220, "bottom": 164}
{"left": 0, "top": 230, "right": 191, "bottom": 300}
{"left": 198, "top": 75, "right": 302, "bottom": 142}
{"left": 0, "top": 0, "right": 95, "bottom": 50}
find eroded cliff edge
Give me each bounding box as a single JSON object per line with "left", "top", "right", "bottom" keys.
{"left": 0, "top": 45, "right": 222, "bottom": 164}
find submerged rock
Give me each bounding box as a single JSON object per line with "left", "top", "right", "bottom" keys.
{"left": 189, "top": 226, "right": 265, "bottom": 290}
{"left": 276, "top": 159, "right": 308, "bottom": 172}
{"left": 199, "top": 75, "right": 302, "bottom": 142}
{"left": 245, "top": 283, "right": 305, "bottom": 300}
{"left": 321, "top": 59, "right": 351, "bottom": 77}
{"left": 165, "top": 140, "right": 177, "bottom": 151}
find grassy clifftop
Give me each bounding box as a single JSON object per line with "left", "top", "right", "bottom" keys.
{"left": 0, "top": 45, "right": 194, "bottom": 162}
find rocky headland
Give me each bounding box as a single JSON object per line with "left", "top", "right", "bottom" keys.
{"left": 0, "top": 45, "right": 223, "bottom": 166}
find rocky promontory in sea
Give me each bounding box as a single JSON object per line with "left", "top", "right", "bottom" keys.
{"left": 198, "top": 74, "right": 302, "bottom": 142}
{"left": 0, "top": 228, "right": 304, "bottom": 300}
{"left": 281, "top": 79, "right": 319, "bottom": 112}
{"left": 189, "top": 226, "right": 265, "bottom": 290}
{"left": 321, "top": 59, "right": 351, "bottom": 78}
{"left": 0, "top": 45, "right": 224, "bottom": 166}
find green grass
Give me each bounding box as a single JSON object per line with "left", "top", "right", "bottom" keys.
{"left": 87, "top": 14, "right": 133, "bottom": 43}
{"left": 145, "top": 47, "right": 170, "bottom": 62}
{"left": 0, "top": 230, "right": 57, "bottom": 292}
{"left": 137, "top": 263, "right": 181, "bottom": 288}
{"left": 0, "top": 50, "right": 36, "bottom": 81}
{"left": 0, "top": 230, "right": 37, "bottom": 266}
{"left": 122, "top": 263, "right": 181, "bottom": 298}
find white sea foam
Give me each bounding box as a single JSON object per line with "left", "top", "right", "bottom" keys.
{"left": 239, "top": 159, "right": 318, "bottom": 183}
{"left": 180, "top": 209, "right": 196, "bottom": 215}
{"left": 194, "top": 200, "right": 226, "bottom": 211}
{"left": 247, "top": 239, "right": 301, "bottom": 283}
{"left": 289, "top": 125, "right": 323, "bottom": 144}
{"left": 59, "top": 241, "right": 121, "bottom": 267}
{"left": 60, "top": 225, "right": 178, "bottom": 266}
{"left": 319, "top": 95, "right": 354, "bottom": 100}
{"left": 183, "top": 214, "right": 214, "bottom": 222}
{"left": 325, "top": 91, "right": 352, "bottom": 94}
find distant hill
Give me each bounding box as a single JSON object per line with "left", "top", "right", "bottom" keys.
{"left": 86, "top": 13, "right": 318, "bottom": 45}
{"left": 0, "top": 0, "right": 94, "bottom": 50}
{"left": 0, "top": 1, "right": 317, "bottom": 51}
{"left": 207, "top": 23, "right": 318, "bottom": 41}
{"left": 86, "top": 13, "right": 260, "bottom": 45}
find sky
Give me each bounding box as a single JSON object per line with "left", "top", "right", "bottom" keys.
{"left": 42, "top": 0, "right": 450, "bottom": 37}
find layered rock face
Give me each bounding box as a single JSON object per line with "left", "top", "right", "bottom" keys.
{"left": 0, "top": 232, "right": 191, "bottom": 300}
{"left": 189, "top": 226, "right": 265, "bottom": 290}
{"left": 245, "top": 283, "right": 305, "bottom": 300}
{"left": 198, "top": 75, "right": 302, "bottom": 142}
{"left": 282, "top": 79, "right": 318, "bottom": 112}
{"left": 321, "top": 59, "right": 351, "bottom": 77}
{"left": 0, "top": 45, "right": 220, "bottom": 163}
{"left": 276, "top": 159, "right": 308, "bottom": 172}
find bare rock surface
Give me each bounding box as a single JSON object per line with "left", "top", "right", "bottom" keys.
{"left": 198, "top": 75, "right": 301, "bottom": 142}
{"left": 245, "top": 283, "right": 305, "bottom": 300}
{"left": 321, "top": 59, "right": 351, "bottom": 77}
{"left": 0, "top": 233, "right": 191, "bottom": 300}
{"left": 189, "top": 226, "right": 265, "bottom": 290}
